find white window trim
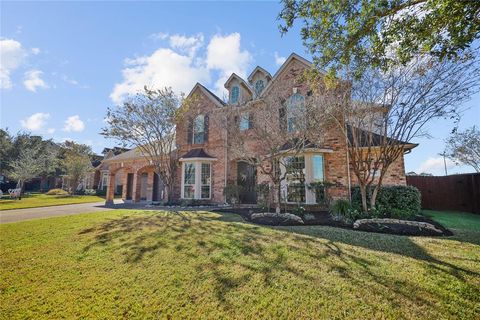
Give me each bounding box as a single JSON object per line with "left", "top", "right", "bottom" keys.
{"left": 181, "top": 161, "right": 212, "bottom": 200}
{"left": 280, "top": 153, "right": 325, "bottom": 204}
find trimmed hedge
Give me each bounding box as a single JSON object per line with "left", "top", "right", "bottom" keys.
{"left": 351, "top": 185, "right": 421, "bottom": 218}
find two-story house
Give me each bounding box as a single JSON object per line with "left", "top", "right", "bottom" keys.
{"left": 104, "top": 53, "right": 416, "bottom": 205}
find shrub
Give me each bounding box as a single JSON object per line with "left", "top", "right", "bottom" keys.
{"left": 46, "top": 188, "right": 68, "bottom": 196}
{"left": 223, "top": 184, "right": 245, "bottom": 205}
{"left": 330, "top": 199, "right": 352, "bottom": 222}
{"left": 255, "top": 182, "right": 272, "bottom": 211}
{"left": 306, "top": 181, "right": 334, "bottom": 205}
{"left": 84, "top": 189, "right": 96, "bottom": 195}
{"left": 351, "top": 185, "right": 421, "bottom": 219}
{"left": 96, "top": 189, "right": 106, "bottom": 196}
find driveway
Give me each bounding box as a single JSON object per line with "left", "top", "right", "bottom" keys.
{"left": 0, "top": 201, "right": 115, "bottom": 224}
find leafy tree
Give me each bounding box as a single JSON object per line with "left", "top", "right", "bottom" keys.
{"left": 0, "top": 129, "right": 13, "bottom": 175}
{"left": 445, "top": 126, "right": 480, "bottom": 172}
{"left": 279, "top": 0, "right": 480, "bottom": 73}
{"left": 8, "top": 146, "right": 47, "bottom": 190}
{"left": 60, "top": 141, "right": 93, "bottom": 194}
{"left": 102, "top": 86, "right": 190, "bottom": 203}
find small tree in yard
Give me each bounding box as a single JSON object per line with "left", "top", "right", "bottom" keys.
{"left": 445, "top": 126, "right": 480, "bottom": 172}
{"left": 102, "top": 86, "right": 189, "bottom": 203}
{"left": 317, "top": 52, "right": 480, "bottom": 212}
{"left": 8, "top": 147, "right": 45, "bottom": 192}
{"left": 61, "top": 141, "right": 93, "bottom": 194}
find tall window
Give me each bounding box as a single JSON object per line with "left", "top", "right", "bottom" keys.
{"left": 239, "top": 112, "right": 250, "bottom": 131}
{"left": 183, "top": 163, "right": 195, "bottom": 199}
{"left": 285, "top": 156, "right": 306, "bottom": 203}
{"left": 286, "top": 93, "right": 305, "bottom": 132}
{"left": 182, "top": 162, "right": 212, "bottom": 199}
{"left": 255, "top": 80, "right": 264, "bottom": 96}
{"left": 312, "top": 155, "right": 324, "bottom": 181}
{"left": 201, "top": 163, "right": 211, "bottom": 199}
{"left": 230, "top": 86, "right": 239, "bottom": 104}
{"left": 193, "top": 114, "right": 205, "bottom": 144}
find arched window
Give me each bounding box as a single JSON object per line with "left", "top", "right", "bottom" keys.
{"left": 193, "top": 114, "right": 205, "bottom": 144}
{"left": 230, "top": 86, "right": 239, "bottom": 104}
{"left": 255, "top": 80, "right": 264, "bottom": 96}
{"left": 286, "top": 93, "right": 305, "bottom": 132}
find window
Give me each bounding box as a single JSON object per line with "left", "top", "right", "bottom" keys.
{"left": 312, "top": 155, "right": 324, "bottom": 181}
{"left": 255, "top": 80, "right": 264, "bottom": 96}
{"left": 182, "top": 161, "right": 212, "bottom": 199}
{"left": 101, "top": 173, "right": 108, "bottom": 190}
{"left": 239, "top": 112, "right": 250, "bottom": 131}
{"left": 230, "top": 86, "right": 239, "bottom": 104}
{"left": 193, "top": 114, "right": 205, "bottom": 144}
{"left": 201, "top": 163, "right": 211, "bottom": 199}
{"left": 183, "top": 163, "right": 195, "bottom": 199}
{"left": 284, "top": 156, "right": 306, "bottom": 203}
{"left": 286, "top": 93, "right": 305, "bottom": 132}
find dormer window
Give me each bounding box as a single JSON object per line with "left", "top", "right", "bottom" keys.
{"left": 230, "top": 86, "right": 239, "bottom": 104}
{"left": 287, "top": 93, "right": 305, "bottom": 132}
{"left": 193, "top": 114, "right": 205, "bottom": 144}
{"left": 255, "top": 80, "right": 264, "bottom": 96}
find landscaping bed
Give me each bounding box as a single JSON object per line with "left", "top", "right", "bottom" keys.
{"left": 213, "top": 207, "right": 452, "bottom": 236}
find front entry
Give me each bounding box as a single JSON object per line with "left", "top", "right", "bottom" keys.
{"left": 237, "top": 161, "right": 257, "bottom": 204}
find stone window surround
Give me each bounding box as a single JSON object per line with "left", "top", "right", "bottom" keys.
{"left": 180, "top": 158, "right": 216, "bottom": 200}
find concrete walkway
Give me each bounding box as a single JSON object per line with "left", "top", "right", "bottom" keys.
{"left": 0, "top": 201, "right": 115, "bottom": 224}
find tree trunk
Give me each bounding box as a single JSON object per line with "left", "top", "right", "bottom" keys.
{"left": 275, "top": 180, "right": 281, "bottom": 214}
{"left": 370, "top": 175, "right": 385, "bottom": 210}
{"left": 359, "top": 183, "right": 368, "bottom": 213}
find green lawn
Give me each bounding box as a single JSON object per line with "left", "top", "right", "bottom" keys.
{"left": 423, "top": 210, "right": 480, "bottom": 232}
{"left": 0, "top": 193, "right": 105, "bottom": 210}
{"left": 1, "top": 210, "right": 479, "bottom": 319}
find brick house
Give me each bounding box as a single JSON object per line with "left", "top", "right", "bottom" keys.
{"left": 104, "top": 53, "right": 416, "bottom": 205}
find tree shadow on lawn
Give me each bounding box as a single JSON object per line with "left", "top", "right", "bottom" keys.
{"left": 78, "top": 210, "right": 479, "bottom": 312}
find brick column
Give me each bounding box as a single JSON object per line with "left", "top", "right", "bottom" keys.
{"left": 105, "top": 173, "right": 116, "bottom": 205}
{"left": 121, "top": 171, "right": 128, "bottom": 200}
{"left": 132, "top": 172, "right": 140, "bottom": 203}
{"left": 146, "top": 171, "right": 154, "bottom": 202}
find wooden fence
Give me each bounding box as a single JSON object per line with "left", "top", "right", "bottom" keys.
{"left": 406, "top": 173, "right": 480, "bottom": 214}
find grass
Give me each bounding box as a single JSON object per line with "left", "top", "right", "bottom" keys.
{"left": 423, "top": 210, "right": 480, "bottom": 232}
{"left": 1, "top": 209, "right": 479, "bottom": 319}
{"left": 0, "top": 193, "right": 105, "bottom": 210}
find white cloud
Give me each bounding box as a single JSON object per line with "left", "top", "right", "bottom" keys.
{"left": 47, "top": 128, "right": 55, "bottom": 134}
{"left": 23, "top": 69, "right": 49, "bottom": 92}
{"left": 63, "top": 115, "right": 85, "bottom": 132}
{"left": 0, "top": 39, "right": 27, "bottom": 89}
{"left": 416, "top": 156, "right": 456, "bottom": 175}
{"left": 206, "top": 33, "right": 252, "bottom": 96}
{"left": 110, "top": 48, "right": 210, "bottom": 104}
{"left": 149, "top": 32, "right": 169, "bottom": 41}
{"left": 111, "top": 32, "right": 252, "bottom": 103}
{"left": 169, "top": 33, "right": 204, "bottom": 56}
{"left": 274, "top": 51, "right": 287, "bottom": 66}
{"left": 31, "top": 48, "right": 41, "bottom": 55}
{"left": 20, "top": 112, "right": 50, "bottom": 131}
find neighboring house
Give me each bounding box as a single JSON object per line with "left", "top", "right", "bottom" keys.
{"left": 104, "top": 53, "right": 416, "bottom": 205}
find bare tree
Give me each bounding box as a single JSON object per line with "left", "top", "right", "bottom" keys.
{"left": 221, "top": 77, "right": 326, "bottom": 213}
{"left": 102, "top": 87, "right": 190, "bottom": 203}
{"left": 445, "top": 126, "right": 480, "bottom": 172}
{"left": 318, "top": 52, "right": 480, "bottom": 212}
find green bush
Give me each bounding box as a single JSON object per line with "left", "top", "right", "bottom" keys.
{"left": 84, "top": 189, "right": 96, "bottom": 196}
{"left": 46, "top": 188, "right": 68, "bottom": 196}
{"left": 96, "top": 189, "right": 106, "bottom": 196}
{"left": 351, "top": 185, "right": 421, "bottom": 219}
{"left": 223, "top": 184, "right": 245, "bottom": 204}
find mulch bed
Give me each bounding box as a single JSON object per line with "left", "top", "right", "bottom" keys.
{"left": 212, "top": 207, "right": 453, "bottom": 237}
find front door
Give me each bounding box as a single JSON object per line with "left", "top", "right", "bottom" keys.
{"left": 237, "top": 161, "right": 257, "bottom": 204}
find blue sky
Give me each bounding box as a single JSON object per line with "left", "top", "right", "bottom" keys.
{"left": 1, "top": 1, "right": 479, "bottom": 175}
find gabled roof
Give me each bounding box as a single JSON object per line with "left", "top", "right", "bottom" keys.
{"left": 247, "top": 66, "right": 272, "bottom": 82}
{"left": 260, "top": 53, "right": 320, "bottom": 98}
{"left": 103, "top": 147, "right": 147, "bottom": 162}
{"left": 224, "top": 73, "right": 253, "bottom": 94}
{"left": 187, "top": 83, "right": 226, "bottom": 108}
